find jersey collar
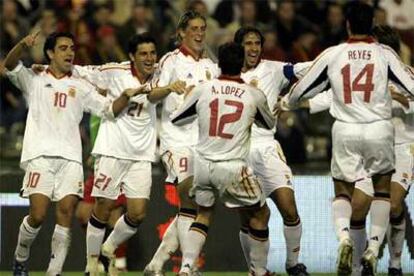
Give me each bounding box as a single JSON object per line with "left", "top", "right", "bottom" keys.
{"left": 347, "top": 36, "right": 375, "bottom": 44}
{"left": 179, "top": 45, "right": 202, "bottom": 61}
{"left": 130, "top": 62, "right": 151, "bottom": 84}
{"left": 46, "top": 68, "right": 72, "bottom": 79}
{"left": 218, "top": 74, "right": 245, "bottom": 84}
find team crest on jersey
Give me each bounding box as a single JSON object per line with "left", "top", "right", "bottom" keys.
{"left": 250, "top": 79, "right": 259, "bottom": 87}
{"left": 68, "top": 87, "right": 76, "bottom": 97}
{"left": 205, "top": 70, "right": 211, "bottom": 80}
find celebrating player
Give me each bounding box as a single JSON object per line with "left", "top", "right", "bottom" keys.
{"left": 144, "top": 11, "right": 219, "bottom": 276}
{"left": 278, "top": 2, "right": 414, "bottom": 275}
{"left": 6, "top": 31, "right": 146, "bottom": 276}
{"left": 171, "top": 42, "right": 275, "bottom": 276}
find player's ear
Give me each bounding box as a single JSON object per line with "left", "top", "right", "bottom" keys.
{"left": 46, "top": 49, "right": 54, "bottom": 62}
{"left": 129, "top": 53, "right": 135, "bottom": 62}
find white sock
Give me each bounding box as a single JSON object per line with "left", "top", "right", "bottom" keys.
{"left": 239, "top": 228, "right": 251, "bottom": 268}
{"left": 368, "top": 199, "right": 390, "bottom": 256}
{"left": 332, "top": 198, "right": 352, "bottom": 242}
{"left": 387, "top": 215, "right": 406, "bottom": 269}
{"left": 180, "top": 223, "right": 207, "bottom": 274}
{"left": 177, "top": 213, "right": 195, "bottom": 254}
{"left": 146, "top": 216, "right": 179, "bottom": 271}
{"left": 46, "top": 224, "right": 71, "bottom": 275}
{"left": 284, "top": 220, "right": 302, "bottom": 268}
{"left": 105, "top": 215, "right": 138, "bottom": 250}
{"left": 14, "top": 216, "right": 41, "bottom": 262}
{"left": 350, "top": 224, "right": 366, "bottom": 274}
{"left": 248, "top": 228, "right": 269, "bottom": 276}
{"left": 86, "top": 216, "right": 106, "bottom": 257}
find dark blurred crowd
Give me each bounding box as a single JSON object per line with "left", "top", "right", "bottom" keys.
{"left": 1, "top": 0, "right": 413, "bottom": 165}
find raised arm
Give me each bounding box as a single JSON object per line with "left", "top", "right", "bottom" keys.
{"left": 5, "top": 31, "right": 40, "bottom": 71}
{"left": 147, "top": 80, "right": 188, "bottom": 103}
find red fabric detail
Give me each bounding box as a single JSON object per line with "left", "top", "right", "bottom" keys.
{"left": 165, "top": 183, "right": 180, "bottom": 206}
{"left": 218, "top": 74, "right": 244, "bottom": 84}
{"left": 347, "top": 36, "right": 375, "bottom": 44}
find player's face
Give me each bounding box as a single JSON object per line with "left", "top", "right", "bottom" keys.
{"left": 242, "top": 32, "right": 262, "bottom": 69}
{"left": 180, "top": 18, "right": 206, "bottom": 54}
{"left": 49, "top": 37, "right": 75, "bottom": 73}
{"left": 132, "top": 42, "right": 157, "bottom": 77}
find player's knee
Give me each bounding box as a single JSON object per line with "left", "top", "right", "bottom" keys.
{"left": 281, "top": 208, "right": 299, "bottom": 223}
{"left": 126, "top": 211, "right": 146, "bottom": 225}
{"left": 29, "top": 212, "right": 47, "bottom": 227}
{"left": 252, "top": 204, "right": 270, "bottom": 226}
{"left": 390, "top": 201, "right": 403, "bottom": 217}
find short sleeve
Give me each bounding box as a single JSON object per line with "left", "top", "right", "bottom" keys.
{"left": 6, "top": 61, "right": 36, "bottom": 97}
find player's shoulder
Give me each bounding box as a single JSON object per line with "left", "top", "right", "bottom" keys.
{"left": 159, "top": 49, "right": 180, "bottom": 68}
{"left": 99, "top": 61, "right": 130, "bottom": 72}
{"left": 260, "top": 59, "right": 287, "bottom": 69}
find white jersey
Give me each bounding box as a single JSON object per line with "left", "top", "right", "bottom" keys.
{"left": 171, "top": 76, "right": 275, "bottom": 161}
{"left": 241, "top": 60, "right": 290, "bottom": 143}
{"left": 309, "top": 88, "right": 414, "bottom": 145}
{"left": 287, "top": 37, "right": 414, "bottom": 123}
{"left": 156, "top": 46, "right": 220, "bottom": 152}
{"left": 6, "top": 62, "right": 113, "bottom": 168}
{"left": 74, "top": 62, "right": 157, "bottom": 161}
{"left": 391, "top": 98, "right": 414, "bottom": 145}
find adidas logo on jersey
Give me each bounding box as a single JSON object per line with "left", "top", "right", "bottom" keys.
{"left": 186, "top": 73, "right": 193, "bottom": 79}
{"left": 45, "top": 83, "right": 52, "bottom": 88}
{"left": 370, "top": 236, "right": 379, "bottom": 241}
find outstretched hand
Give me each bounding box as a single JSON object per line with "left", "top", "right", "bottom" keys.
{"left": 273, "top": 96, "right": 291, "bottom": 116}
{"left": 21, "top": 30, "right": 41, "bottom": 48}
{"left": 123, "top": 86, "right": 150, "bottom": 98}
{"left": 168, "top": 80, "right": 187, "bottom": 95}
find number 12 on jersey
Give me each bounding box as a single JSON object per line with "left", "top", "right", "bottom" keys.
{"left": 209, "top": 98, "right": 244, "bottom": 139}
{"left": 341, "top": 64, "right": 374, "bottom": 104}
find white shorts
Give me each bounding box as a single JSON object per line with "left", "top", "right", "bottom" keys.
{"left": 248, "top": 140, "right": 294, "bottom": 197}
{"left": 161, "top": 146, "right": 195, "bottom": 183}
{"left": 192, "top": 155, "right": 265, "bottom": 209}
{"left": 331, "top": 120, "right": 395, "bottom": 183}
{"left": 92, "top": 156, "right": 152, "bottom": 200}
{"left": 355, "top": 177, "right": 374, "bottom": 197}
{"left": 391, "top": 143, "right": 413, "bottom": 191}
{"left": 21, "top": 157, "right": 84, "bottom": 201}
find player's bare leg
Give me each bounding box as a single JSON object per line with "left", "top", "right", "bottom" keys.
{"left": 387, "top": 181, "right": 407, "bottom": 276}
{"left": 13, "top": 194, "right": 50, "bottom": 275}
{"left": 102, "top": 198, "right": 147, "bottom": 275}
{"left": 145, "top": 176, "right": 197, "bottom": 275}
{"left": 86, "top": 198, "right": 117, "bottom": 275}
{"left": 46, "top": 195, "right": 78, "bottom": 275}
{"left": 361, "top": 173, "right": 391, "bottom": 276}
{"left": 179, "top": 205, "right": 213, "bottom": 275}
{"left": 269, "top": 188, "right": 309, "bottom": 276}
{"left": 350, "top": 188, "right": 371, "bottom": 276}
{"left": 333, "top": 179, "right": 355, "bottom": 276}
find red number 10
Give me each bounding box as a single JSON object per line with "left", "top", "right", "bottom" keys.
{"left": 341, "top": 64, "right": 374, "bottom": 104}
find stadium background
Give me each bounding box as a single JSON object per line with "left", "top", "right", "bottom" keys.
{"left": 0, "top": 0, "right": 413, "bottom": 274}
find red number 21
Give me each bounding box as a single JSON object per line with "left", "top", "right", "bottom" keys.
{"left": 341, "top": 64, "right": 374, "bottom": 104}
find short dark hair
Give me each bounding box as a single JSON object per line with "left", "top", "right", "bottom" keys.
{"left": 233, "top": 27, "right": 265, "bottom": 46}
{"left": 176, "top": 11, "right": 206, "bottom": 41}
{"left": 346, "top": 2, "right": 374, "bottom": 35}
{"left": 128, "top": 32, "right": 157, "bottom": 55}
{"left": 372, "top": 25, "right": 401, "bottom": 53}
{"left": 218, "top": 42, "right": 244, "bottom": 75}
{"left": 43, "top": 32, "right": 74, "bottom": 63}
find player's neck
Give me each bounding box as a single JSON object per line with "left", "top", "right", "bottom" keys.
{"left": 349, "top": 34, "right": 370, "bottom": 40}
{"left": 131, "top": 63, "right": 150, "bottom": 84}
{"left": 180, "top": 44, "right": 202, "bottom": 61}
{"left": 47, "top": 64, "right": 71, "bottom": 79}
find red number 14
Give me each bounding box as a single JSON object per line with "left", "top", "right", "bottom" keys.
{"left": 341, "top": 64, "right": 374, "bottom": 104}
